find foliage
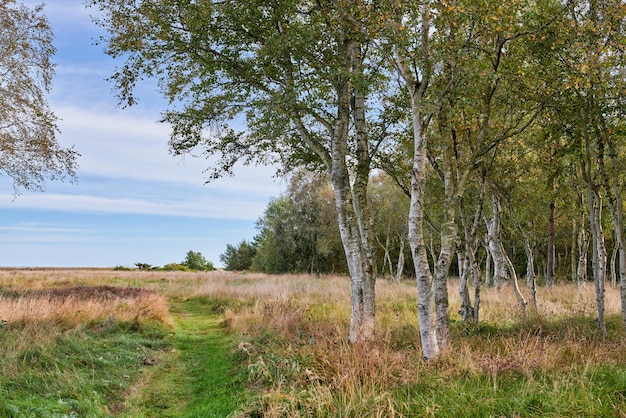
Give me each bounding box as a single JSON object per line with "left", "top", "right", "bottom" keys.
{"left": 0, "top": 0, "right": 78, "bottom": 194}
{"left": 113, "top": 265, "right": 132, "bottom": 271}
{"left": 181, "top": 250, "right": 214, "bottom": 271}
{"left": 135, "top": 262, "right": 154, "bottom": 271}
{"left": 220, "top": 241, "right": 256, "bottom": 271}
{"left": 161, "top": 263, "right": 190, "bottom": 272}
{"left": 251, "top": 172, "right": 347, "bottom": 274}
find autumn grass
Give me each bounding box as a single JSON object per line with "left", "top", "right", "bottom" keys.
{"left": 208, "top": 276, "right": 626, "bottom": 417}
{"left": 0, "top": 281, "right": 172, "bottom": 417}
{"left": 2, "top": 269, "right": 626, "bottom": 416}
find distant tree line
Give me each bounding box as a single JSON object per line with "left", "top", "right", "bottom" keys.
{"left": 127, "top": 250, "right": 215, "bottom": 272}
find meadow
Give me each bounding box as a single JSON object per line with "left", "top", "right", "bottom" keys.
{"left": 1, "top": 268, "right": 626, "bottom": 417}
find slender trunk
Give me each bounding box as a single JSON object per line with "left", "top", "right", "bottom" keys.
{"left": 457, "top": 249, "right": 465, "bottom": 280}
{"left": 396, "top": 235, "right": 405, "bottom": 283}
{"left": 484, "top": 241, "right": 492, "bottom": 286}
{"left": 611, "top": 239, "right": 618, "bottom": 289}
{"left": 597, "top": 134, "right": 626, "bottom": 326}
{"left": 472, "top": 249, "right": 482, "bottom": 324}
{"left": 351, "top": 68, "right": 375, "bottom": 342}
{"left": 408, "top": 128, "right": 439, "bottom": 359}
{"left": 522, "top": 234, "right": 537, "bottom": 309}
{"left": 587, "top": 187, "right": 607, "bottom": 336}
{"left": 377, "top": 233, "right": 394, "bottom": 280}
{"left": 581, "top": 115, "right": 606, "bottom": 336}
{"left": 571, "top": 218, "right": 577, "bottom": 284}
{"left": 523, "top": 238, "right": 536, "bottom": 288}
{"left": 458, "top": 184, "right": 484, "bottom": 323}
{"left": 395, "top": 3, "right": 440, "bottom": 359}
{"left": 546, "top": 200, "right": 556, "bottom": 288}
{"left": 432, "top": 145, "right": 458, "bottom": 349}
{"left": 577, "top": 211, "right": 589, "bottom": 290}
{"left": 503, "top": 241, "right": 527, "bottom": 313}
{"left": 484, "top": 193, "right": 507, "bottom": 289}
{"left": 458, "top": 256, "right": 473, "bottom": 321}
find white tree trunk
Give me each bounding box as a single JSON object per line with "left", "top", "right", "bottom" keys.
{"left": 587, "top": 188, "right": 607, "bottom": 336}
{"left": 395, "top": 4, "right": 440, "bottom": 359}
{"left": 408, "top": 121, "right": 439, "bottom": 359}
{"left": 396, "top": 235, "right": 405, "bottom": 284}
{"left": 484, "top": 193, "right": 507, "bottom": 289}
{"left": 577, "top": 220, "right": 589, "bottom": 290}
{"left": 330, "top": 34, "right": 375, "bottom": 344}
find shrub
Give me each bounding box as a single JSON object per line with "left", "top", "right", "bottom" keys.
{"left": 161, "top": 263, "right": 189, "bottom": 272}
{"left": 182, "top": 250, "right": 215, "bottom": 271}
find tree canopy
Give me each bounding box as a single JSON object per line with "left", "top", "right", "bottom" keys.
{"left": 90, "top": 0, "right": 626, "bottom": 356}
{"left": 0, "top": 0, "right": 78, "bottom": 193}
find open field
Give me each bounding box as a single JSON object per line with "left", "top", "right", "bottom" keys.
{"left": 1, "top": 269, "right": 626, "bottom": 416}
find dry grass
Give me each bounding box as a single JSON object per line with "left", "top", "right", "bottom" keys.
{"left": 196, "top": 275, "right": 626, "bottom": 417}
{"left": 3, "top": 268, "right": 626, "bottom": 416}
{"left": 0, "top": 285, "right": 171, "bottom": 329}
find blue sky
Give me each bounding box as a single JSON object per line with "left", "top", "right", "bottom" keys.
{"left": 0, "top": 1, "right": 283, "bottom": 267}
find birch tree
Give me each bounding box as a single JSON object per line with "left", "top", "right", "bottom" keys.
{"left": 0, "top": 0, "right": 77, "bottom": 193}
{"left": 90, "top": 0, "right": 387, "bottom": 343}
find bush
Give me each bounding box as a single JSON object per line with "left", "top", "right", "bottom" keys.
{"left": 181, "top": 250, "right": 215, "bottom": 271}
{"left": 161, "top": 263, "right": 190, "bottom": 272}
{"left": 113, "top": 265, "right": 132, "bottom": 271}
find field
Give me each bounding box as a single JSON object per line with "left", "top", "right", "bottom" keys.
{"left": 1, "top": 269, "right": 626, "bottom": 417}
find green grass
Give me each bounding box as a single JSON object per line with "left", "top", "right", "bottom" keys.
{"left": 0, "top": 319, "right": 169, "bottom": 417}
{"left": 387, "top": 366, "right": 626, "bottom": 417}
{"left": 121, "top": 297, "right": 248, "bottom": 417}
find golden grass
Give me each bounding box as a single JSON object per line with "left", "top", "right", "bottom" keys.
{"left": 0, "top": 286, "right": 171, "bottom": 329}
{"left": 3, "top": 268, "right": 626, "bottom": 416}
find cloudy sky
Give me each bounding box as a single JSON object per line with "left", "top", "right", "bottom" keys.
{"left": 0, "top": 1, "right": 283, "bottom": 267}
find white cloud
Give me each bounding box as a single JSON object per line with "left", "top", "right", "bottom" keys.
{"left": 0, "top": 192, "right": 271, "bottom": 220}
{"left": 55, "top": 105, "right": 283, "bottom": 196}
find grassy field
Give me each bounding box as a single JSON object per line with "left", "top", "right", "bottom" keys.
{"left": 1, "top": 269, "right": 626, "bottom": 417}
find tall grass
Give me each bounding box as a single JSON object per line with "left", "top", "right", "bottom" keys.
{"left": 188, "top": 275, "right": 626, "bottom": 417}
{"left": 0, "top": 280, "right": 172, "bottom": 417}
{"left": 2, "top": 269, "right": 626, "bottom": 416}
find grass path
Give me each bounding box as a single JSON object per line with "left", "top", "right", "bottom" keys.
{"left": 121, "top": 297, "right": 246, "bottom": 417}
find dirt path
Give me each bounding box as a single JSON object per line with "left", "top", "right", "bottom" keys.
{"left": 120, "top": 298, "right": 245, "bottom": 417}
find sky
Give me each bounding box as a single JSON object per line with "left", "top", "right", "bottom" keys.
{"left": 0, "top": 1, "right": 284, "bottom": 267}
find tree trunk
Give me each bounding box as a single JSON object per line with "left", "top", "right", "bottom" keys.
{"left": 408, "top": 131, "right": 439, "bottom": 359}
{"left": 484, "top": 241, "right": 492, "bottom": 286}
{"left": 587, "top": 187, "right": 607, "bottom": 337}
{"left": 396, "top": 235, "right": 405, "bottom": 283}
{"left": 331, "top": 34, "right": 375, "bottom": 344}
{"left": 597, "top": 134, "right": 626, "bottom": 327}
{"left": 571, "top": 218, "right": 577, "bottom": 284}
{"left": 408, "top": 115, "right": 439, "bottom": 359}
{"left": 503, "top": 240, "right": 527, "bottom": 313}
{"left": 432, "top": 142, "right": 460, "bottom": 349}
{"left": 458, "top": 256, "right": 473, "bottom": 322}
{"left": 577, "top": 215, "right": 589, "bottom": 290}
{"left": 395, "top": 5, "right": 440, "bottom": 360}
{"left": 484, "top": 193, "right": 507, "bottom": 289}
{"left": 458, "top": 184, "right": 484, "bottom": 323}
{"left": 522, "top": 235, "right": 537, "bottom": 309}
{"left": 377, "top": 233, "right": 394, "bottom": 280}
{"left": 611, "top": 239, "right": 618, "bottom": 289}
{"left": 523, "top": 237, "right": 536, "bottom": 288}
{"left": 546, "top": 200, "right": 556, "bottom": 288}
